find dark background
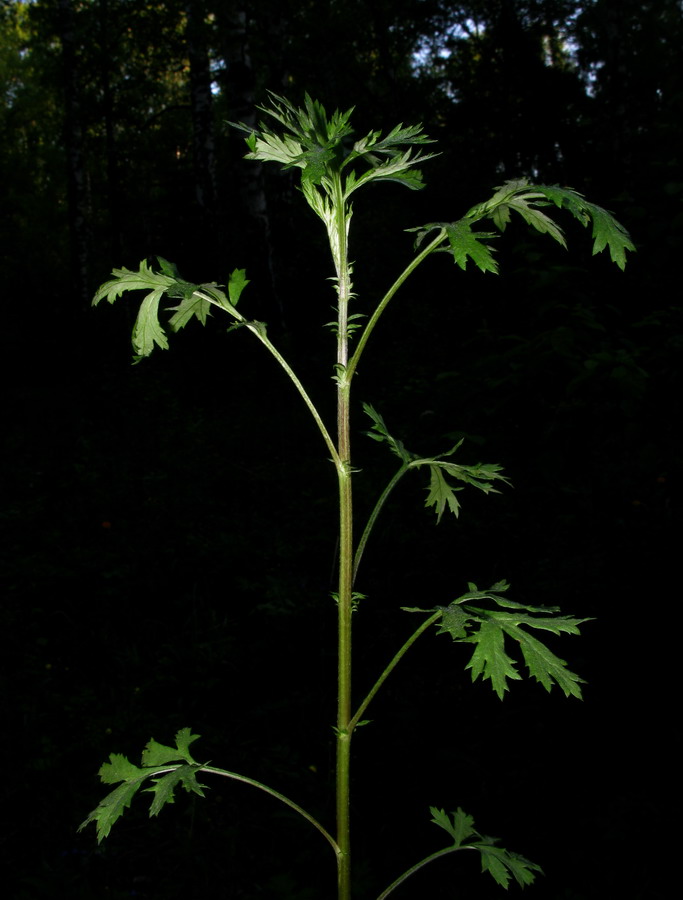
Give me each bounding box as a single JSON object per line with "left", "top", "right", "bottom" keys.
{"left": 1, "top": 1, "right": 679, "bottom": 898}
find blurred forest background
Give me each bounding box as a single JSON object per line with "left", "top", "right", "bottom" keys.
{"left": 1, "top": 1, "right": 680, "bottom": 898}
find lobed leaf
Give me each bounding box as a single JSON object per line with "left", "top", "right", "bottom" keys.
{"left": 79, "top": 730, "right": 208, "bottom": 842}
{"left": 422, "top": 582, "right": 590, "bottom": 698}
{"left": 429, "top": 807, "right": 542, "bottom": 889}
{"left": 145, "top": 764, "right": 207, "bottom": 817}
{"left": 92, "top": 260, "right": 249, "bottom": 359}
{"left": 79, "top": 778, "right": 147, "bottom": 843}
{"left": 477, "top": 842, "right": 542, "bottom": 889}
{"left": 429, "top": 807, "right": 478, "bottom": 847}
{"left": 464, "top": 618, "right": 523, "bottom": 699}
{"left": 142, "top": 727, "right": 201, "bottom": 766}
{"left": 233, "top": 93, "right": 437, "bottom": 204}
{"left": 168, "top": 292, "right": 211, "bottom": 332}
{"left": 362, "top": 403, "right": 412, "bottom": 462}
{"left": 466, "top": 180, "right": 635, "bottom": 270}
{"left": 131, "top": 288, "right": 170, "bottom": 356}
{"left": 500, "top": 623, "right": 586, "bottom": 698}
{"left": 227, "top": 268, "right": 250, "bottom": 307}
{"left": 99, "top": 753, "right": 143, "bottom": 785}
{"left": 431, "top": 459, "right": 510, "bottom": 494}
{"left": 444, "top": 220, "right": 499, "bottom": 273}
{"left": 436, "top": 604, "right": 470, "bottom": 639}
{"left": 424, "top": 465, "right": 464, "bottom": 521}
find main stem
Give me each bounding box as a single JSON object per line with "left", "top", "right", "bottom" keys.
{"left": 332, "top": 175, "right": 354, "bottom": 900}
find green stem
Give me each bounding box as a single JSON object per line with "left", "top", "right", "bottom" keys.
{"left": 347, "top": 229, "right": 447, "bottom": 382}
{"left": 194, "top": 291, "right": 340, "bottom": 467}
{"left": 198, "top": 765, "right": 340, "bottom": 858}
{"left": 353, "top": 463, "right": 410, "bottom": 584}
{"left": 330, "top": 173, "right": 354, "bottom": 900}
{"left": 375, "top": 845, "right": 468, "bottom": 900}
{"left": 349, "top": 612, "right": 440, "bottom": 732}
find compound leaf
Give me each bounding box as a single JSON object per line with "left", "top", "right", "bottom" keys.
{"left": 466, "top": 180, "right": 635, "bottom": 270}
{"left": 92, "top": 259, "right": 249, "bottom": 359}
{"left": 428, "top": 807, "right": 542, "bottom": 889}
{"left": 80, "top": 730, "right": 207, "bottom": 843}
{"left": 426, "top": 583, "right": 589, "bottom": 699}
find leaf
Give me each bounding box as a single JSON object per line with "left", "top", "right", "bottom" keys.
{"left": 78, "top": 778, "right": 147, "bottom": 843}
{"left": 586, "top": 202, "right": 636, "bottom": 270}
{"left": 130, "top": 288, "right": 169, "bottom": 356}
{"left": 500, "top": 623, "right": 587, "bottom": 698}
{"left": 464, "top": 618, "right": 523, "bottom": 699}
{"left": 424, "top": 465, "right": 463, "bottom": 522}
{"left": 430, "top": 807, "right": 477, "bottom": 847}
{"left": 233, "top": 93, "right": 437, "bottom": 203}
{"left": 145, "top": 764, "right": 207, "bottom": 817}
{"left": 436, "top": 604, "right": 471, "bottom": 640}
{"left": 80, "top": 730, "right": 208, "bottom": 842}
{"left": 157, "top": 256, "right": 181, "bottom": 278}
{"left": 430, "top": 459, "right": 510, "bottom": 495}
{"left": 228, "top": 268, "right": 250, "bottom": 307}
{"left": 427, "top": 582, "right": 591, "bottom": 698}
{"left": 477, "top": 842, "right": 542, "bottom": 889}
{"left": 92, "top": 260, "right": 249, "bottom": 358}
{"left": 168, "top": 292, "right": 211, "bottom": 332}
{"left": 444, "top": 220, "right": 499, "bottom": 273}
{"left": 428, "top": 807, "right": 543, "bottom": 889}
{"left": 467, "top": 180, "right": 635, "bottom": 270}
{"left": 362, "top": 403, "right": 412, "bottom": 462}
{"left": 142, "top": 727, "right": 200, "bottom": 766}
{"left": 98, "top": 753, "right": 143, "bottom": 785}
{"left": 499, "top": 195, "right": 567, "bottom": 246}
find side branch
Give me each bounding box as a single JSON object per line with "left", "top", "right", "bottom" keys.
{"left": 349, "top": 612, "right": 441, "bottom": 732}
{"left": 353, "top": 462, "right": 410, "bottom": 584}
{"left": 204, "top": 765, "right": 341, "bottom": 858}
{"left": 195, "top": 291, "right": 341, "bottom": 468}
{"left": 375, "top": 845, "right": 467, "bottom": 900}
{"left": 347, "top": 228, "right": 447, "bottom": 381}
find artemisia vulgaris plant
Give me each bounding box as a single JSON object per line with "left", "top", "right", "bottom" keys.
{"left": 81, "top": 93, "right": 634, "bottom": 899}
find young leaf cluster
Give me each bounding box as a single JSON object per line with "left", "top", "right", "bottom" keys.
{"left": 364, "top": 403, "right": 509, "bottom": 522}
{"left": 410, "top": 179, "right": 635, "bottom": 274}
{"left": 231, "top": 92, "right": 438, "bottom": 220}
{"left": 404, "top": 581, "right": 591, "bottom": 699}
{"left": 430, "top": 807, "right": 543, "bottom": 890}
{"left": 93, "top": 257, "right": 249, "bottom": 358}
{"left": 78, "top": 728, "right": 207, "bottom": 842}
